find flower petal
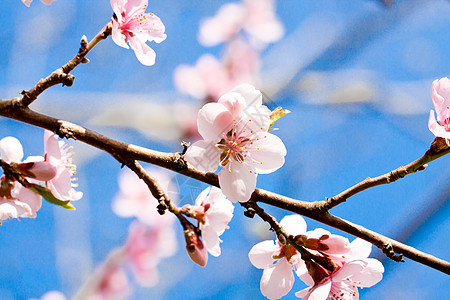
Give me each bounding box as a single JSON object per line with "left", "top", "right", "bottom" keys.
{"left": 0, "top": 136, "right": 24, "bottom": 163}
{"left": 332, "top": 260, "right": 366, "bottom": 282}
{"left": 248, "top": 240, "right": 279, "bottom": 269}
{"left": 111, "top": 21, "right": 129, "bottom": 49}
{"left": 184, "top": 140, "right": 221, "bottom": 173}
{"left": 202, "top": 225, "right": 221, "bottom": 257}
{"left": 128, "top": 36, "right": 156, "bottom": 66}
{"left": 0, "top": 198, "right": 32, "bottom": 221}
{"left": 431, "top": 77, "right": 450, "bottom": 121}
{"left": 429, "top": 110, "right": 450, "bottom": 139}
{"left": 250, "top": 132, "right": 286, "bottom": 174}
{"left": 279, "top": 215, "right": 307, "bottom": 236}
{"left": 260, "top": 259, "right": 295, "bottom": 300}
{"left": 295, "top": 279, "right": 332, "bottom": 300}
{"left": 349, "top": 258, "right": 384, "bottom": 287}
{"left": 197, "top": 103, "right": 233, "bottom": 141}
{"left": 14, "top": 183, "right": 42, "bottom": 218}
{"left": 218, "top": 162, "right": 256, "bottom": 203}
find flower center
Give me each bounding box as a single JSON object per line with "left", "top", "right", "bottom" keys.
{"left": 216, "top": 128, "right": 250, "bottom": 167}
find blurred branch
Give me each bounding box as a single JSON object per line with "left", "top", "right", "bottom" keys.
{"left": 124, "top": 160, "right": 195, "bottom": 231}
{"left": 0, "top": 101, "right": 448, "bottom": 274}
{"left": 13, "top": 21, "right": 112, "bottom": 108}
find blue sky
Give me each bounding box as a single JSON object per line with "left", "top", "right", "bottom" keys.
{"left": 0, "top": 0, "right": 449, "bottom": 299}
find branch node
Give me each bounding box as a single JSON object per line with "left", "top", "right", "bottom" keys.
{"left": 172, "top": 153, "right": 187, "bottom": 170}
{"left": 243, "top": 207, "right": 256, "bottom": 218}
{"left": 382, "top": 243, "right": 405, "bottom": 262}
{"left": 180, "top": 141, "right": 190, "bottom": 155}
{"left": 157, "top": 202, "right": 168, "bottom": 215}
{"left": 57, "top": 124, "right": 75, "bottom": 140}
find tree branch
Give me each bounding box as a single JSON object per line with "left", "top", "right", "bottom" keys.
{"left": 0, "top": 100, "right": 448, "bottom": 274}
{"left": 13, "top": 21, "right": 112, "bottom": 108}
{"left": 316, "top": 137, "right": 450, "bottom": 210}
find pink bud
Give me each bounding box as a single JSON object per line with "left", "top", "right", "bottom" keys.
{"left": 18, "top": 161, "right": 57, "bottom": 181}
{"left": 184, "top": 229, "right": 208, "bottom": 267}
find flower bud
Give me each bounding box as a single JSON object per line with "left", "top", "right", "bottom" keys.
{"left": 18, "top": 161, "right": 57, "bottom": 181}
{"left": 184, "top": 229, "right": 208, "bottom": 267}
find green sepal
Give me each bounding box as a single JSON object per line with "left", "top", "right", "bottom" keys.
{"left": 270, "top": 107, "right": 291, "bottom": 127}
{"left": 28, "top": 184, "right": 75, "bottom": 210}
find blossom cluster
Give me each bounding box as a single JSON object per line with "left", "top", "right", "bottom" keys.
{"left": 185, "top": 84, "right": 287, "bottom": 203}
{"left": 249, "top": 215, "right": 384, "bottom": 300}
{"left": 0, "top": 130, "right": 82, "bottom": 223}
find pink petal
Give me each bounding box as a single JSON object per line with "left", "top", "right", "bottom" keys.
{"left": 431, "top": 77, "right": 450, "bottom": 121}
{"left": 218, "top": 162, "right": 256, "bottom": 203}
{"left": 347, "top": 238, "right": 372, "bottom": 259}
{"left": 14, "top": 183, "right": 41, "bottom": 217}
{"left": 332, "top": 260, "right": 366, "bottom": 282}
{"left": 260, "top": 259, "right": 295, "bottom": 300}
{"left": 0, "top": 198, "right": 32, "bottom": 221}
{"left": 232, "top": 84, "right": 263, "bottom": 107}
{"left": 248, "top": 240, "right": 279, "bottom": 269}
{"left": 184, "top": 140, "right": 221, "bottom": 173}
{"left": 217, "top": 92, "right": 247, "bottom": 120}
{"left": 40, "top": 0, "right": 56, "bottom": 4}
{"left": 202, "top": 225, "right": 221, "bottom": 257}
{"left": 204, "top": 196, "right": 234, "bottom": 235}
{"left": 44, "top": 131, "right": 62, "bottom": 160}
{"left": 47, "top": 166, "right": 82, "bottom": 201}
{"left": 111, "top": 21, "right": 129, "bottom": 49}
{"left": 279, "top": 215, "right": 307, "bottom": 236}
{"left": 349, "top": 258, "right": 384, "bottom": 287}
{"left": 429, "top": 110, "right": 450, "bottom": 139}
{"left": 250, "top": 132, "right": 286, "bottom": 174}
{"left": 128, "top": 36, "right": 156, "bottom": 66}
{"left": 305, "top": 279, "right": 332, "bottom": 300}
{"left": 124, "top": 0, "right": 148, "bottom": 16}
{"left": 138, "top": 13, "right": 167, "bottom": 43}
{"left": 197, "top": 103, "right": 233, "bottom": 141}
{"left": 194, "top": 186, "right": 211, "bottom": 206}
{"left": 0, "top": 136, "right": 24, "bottom": 163}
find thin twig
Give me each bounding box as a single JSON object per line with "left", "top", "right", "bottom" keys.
{"left": 14, "top": 21, "right": 112, "bottom": 108}
{"left": 317, "top": 137, "right": 449, "bottom": 210}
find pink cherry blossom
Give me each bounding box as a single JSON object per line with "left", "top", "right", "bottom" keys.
{"left": 192, "top": 186, "right": 234, "bottom": 256}
{"left": 428, "top": 77, "right": 450, "bottom": 143}
{"left": 21, "top": 0, "right": 56, "bottom": 7}
{"left": 198, "top": 0, "right": 284, "bottom": 47}
{"left": 112, "top": 167, "right": 178, "bottom": 226}
{"left": 125, "top": 220, "right": 177, "bottom": 286}
{"left": 248, "top": 215, "right": 307, "bottom": 300}
{"left": 174, "top": 40, "right": 260, "bottom": 101}
{"left": 184, "top": 84, "right": 287, "bottom": 203}
{"left": 111, "top": 0, "right": 167, "bottom": 66}
{"left": 91, "top": 266, "right": 131, "bottom": 300}
{"left": 0, "top": 136, "right": 56, "bottom": 181}
{"left": 0, "top": 181, "right": 42, "bottom": 222}
{"left": 295, "top": 239, "right": 384, "bottom": 300}
{"left": 44, "top": 130, "right": 83, "bottom": 201}
{"left": 0, "top": 136, "right": 42, "bottom": 221}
